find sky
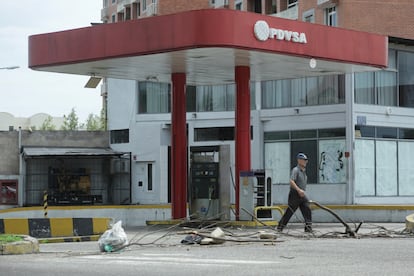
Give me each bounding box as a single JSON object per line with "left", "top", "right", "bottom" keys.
{"left": 0, "top": 0, "right": 103, "bottom": 122}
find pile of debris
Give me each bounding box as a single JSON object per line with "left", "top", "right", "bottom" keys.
{"left": 180, "top": 227, "right": 278, "bottom": 245}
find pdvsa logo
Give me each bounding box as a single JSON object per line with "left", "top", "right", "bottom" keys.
{"left": 254, "top": 20, "right": 307, "bottom": 44}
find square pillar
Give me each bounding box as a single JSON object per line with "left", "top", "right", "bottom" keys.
{"left": 171, "top": 73, "right": 187, "bottom": 219}
{"left": 235, "top": 66, "right": 251, "bottom": 220}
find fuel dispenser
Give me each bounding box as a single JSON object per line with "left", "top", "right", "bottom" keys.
{"left": 239, "top": 170, "right": 272, "bottom": 221}
{"left": 189, "top": 147, "right": 220, "bottom": 219}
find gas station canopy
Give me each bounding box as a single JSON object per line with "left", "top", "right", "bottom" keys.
{"left": 28, "top": 9, "right": 388, "bottom": 220}
{"left": 28, "top": 9, "right": 388, "bottom": 85}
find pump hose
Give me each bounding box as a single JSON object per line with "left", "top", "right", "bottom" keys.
{"left": 309, "top": 200, "right": 359, "bottom": 237}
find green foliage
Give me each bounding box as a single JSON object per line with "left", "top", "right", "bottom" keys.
{"left": 40, "top": 116, "right": 56, "bottom": 130}
{"left": 41, "top": 108, "right": 105, "bottom": 131}
{"left": 61, "top": 108, "right": 80, "bottom": 130}
{"left": 85, "top": 113, "right": 101, "bottom": 130}
{"left": 0, "top": 234, "right": 23, "bottom": 244}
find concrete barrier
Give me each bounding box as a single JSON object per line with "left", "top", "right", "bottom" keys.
{"left": 0, "top": 235, "right": 39, "bottom": 255}
{"left": 0, "top": 217, "right": 111, "bottom": 238}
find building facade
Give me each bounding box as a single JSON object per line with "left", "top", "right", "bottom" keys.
{"left": 99, "top": 0, "right": 414, "bottom": 217}
{"left": 0, "top": 130, "right": 130, "bottom": 208}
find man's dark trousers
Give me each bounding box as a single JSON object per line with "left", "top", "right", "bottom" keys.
{"left": 278, "top": 190, "right": 312, "bottom": 231}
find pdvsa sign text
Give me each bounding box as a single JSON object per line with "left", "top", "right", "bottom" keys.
{"left": 254, "top": 20, "right": 307, "bottom": 44}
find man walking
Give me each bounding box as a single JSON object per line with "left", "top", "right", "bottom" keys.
{"left": 277, "top": 153, "right": 312, "bottom": 233}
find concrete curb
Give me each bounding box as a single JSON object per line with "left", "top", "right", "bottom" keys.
{"left": 0, "top": 235, "right": 39, "bottom": 255}
{"left": 38, "top": 235, "right": 101, "bottom": 244}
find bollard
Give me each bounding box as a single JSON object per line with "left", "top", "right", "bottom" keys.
{"left": 43, "top": 191, "right": 48, "bottom": 218}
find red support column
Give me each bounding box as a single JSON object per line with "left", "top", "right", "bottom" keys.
{"left": 235, "top": 66, "right": 251, "bottom": 220}
{"left": 171, "top": 72, "right": 187, "bottom": 219}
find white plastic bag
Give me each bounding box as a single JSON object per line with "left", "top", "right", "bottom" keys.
{"left": 98, "top": 220, "right": 128, "bottom": 252}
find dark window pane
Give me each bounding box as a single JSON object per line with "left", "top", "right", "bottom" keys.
{"left": 194, "top": 127, "right": 253, "bottom": 141}
{"left": 376, "top": 127, "right": 397, "bottom": 139}
{"left": 399, "top": 128, "right": 414, "bottom": 140}
{"left": 110, "top": 129, "right": 129, "bottom": 144}
{"left": 291, "top": 130, "right": 317, "bottom": 139}
{"left": 264, "top": 131, "right": 290, "bottom": 141}
{"left": 250, "top": 82, "right": 256, "bottom": 110}
{"left": 194, "top": 127, "right": 234, "bottom": 141}
{"left": 355, "top": 126, "right": 375, "bottom": 138}
{"left": 399, "top": 51, "right": 414, "bottom": 107}
{"left": 291, "top": 140, "right": 317, "bottom": 184}
{"left": 186, "top": 85, "right": 196, "bottom": 112}
{"left": 319, "top": 128, "right": 345, "bottom": 138}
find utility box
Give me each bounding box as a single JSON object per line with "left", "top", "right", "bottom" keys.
{"left": 239, "top": 170, "right": 272, "bottom": 221}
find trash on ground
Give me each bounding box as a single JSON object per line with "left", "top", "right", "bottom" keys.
{"left": 98, "top": 220, "right": 128, "bottom": 252}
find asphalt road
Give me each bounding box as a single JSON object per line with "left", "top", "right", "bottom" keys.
{"left": 0, "top": 223, "right": 412, "bottom": 276}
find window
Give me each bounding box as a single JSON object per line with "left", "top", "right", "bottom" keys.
{"left": 195, "top": 127, "right": 235, "bottom": 141}
{"left": 111, "top": 14, "right": 116, "bottom": 23}
{"left": 188, "top": 84, "right": 235, "bottom": 112}
{"left": 355, "top": 125, "right": 414, "bottom": 140}
{"left": 354, "top": 71, "right": 397, "bottom": 105}
{"left": 142, "top": 0, "right": 147, "bottom": 11}
{"left": 248, "top": 0, "right": 262, "bottom": 13}
{"left": 355, "top": 125, "right": 414, "bottom": 196}
{"left": 194, "top": 127, "right": 253, "bottom": 141}
{"left": 287, "top": 0, "right": 298, "bottom": 8}
{"left": 262, "top": 74, "right": 345, "bottom": 109}
{"left": 110, "top": 129, "right": 129, "bottom": 144}
{"left": 235, "top": 0, "right": 243, "bottom": 10}
{"left": 355, "top": 50, "right": 398, "bottom": 106}
{"left": 137, "top": 2, "right": 141, "bottom": 17}
{"left": 264, "top": 128, "right": 346, "bottom": 184}
{"left": 399, "top": 51, "right": 414, "bottom": 107}
{"left": 186, "top": 83, "right": 256, "bottom": 112}
{"left": 399, "top": 128, "right": 414, "bottom": 140}
{"left": 303, "top": 9, "right": 315, "bottom": 23}
{"left": 125, "top": 6, "right": 131, "bottom": 20}
{"left": 138, "top": 81, "right": 170, "bottom": 114}
{"left": 354, "top": 72, "right": 375, "bottom": 104}
{"left": 325, "top": 6, "right": 337, "bottom": 26}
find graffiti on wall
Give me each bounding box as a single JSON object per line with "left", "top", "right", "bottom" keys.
{"left": 319, "top": 140, "right": 346, "bottom": 183}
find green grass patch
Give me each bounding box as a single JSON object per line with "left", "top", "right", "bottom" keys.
{"left": 0, "top": 234, "right": 24, "bottom": 244}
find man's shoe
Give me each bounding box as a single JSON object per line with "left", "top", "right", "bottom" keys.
{"left": 304, "top": 225, "right": 313, "bottom": 233}
{"left": 275, "top": 227, "right": 283, "bottom": 233}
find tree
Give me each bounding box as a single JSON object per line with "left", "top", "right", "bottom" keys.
{"left": 61, "top": 108, "right": 80, "bottom": 130}
{"left": 40, "top": 116, "right": 56, "bottom": 130}
{"left": 85, "top": 113, "right": 101, "bottom": 130}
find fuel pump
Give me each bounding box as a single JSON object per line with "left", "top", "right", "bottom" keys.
{"left": 239, "top": 170, "right": 272, "bottom": 221}
{"left": 189, "top": 147, "right": 220, "bottom": 219}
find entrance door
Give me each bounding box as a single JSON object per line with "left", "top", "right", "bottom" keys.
{"left": 132, "top": 162, "right": 153, "bottom": 204}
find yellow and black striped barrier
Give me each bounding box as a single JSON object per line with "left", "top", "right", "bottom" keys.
{"left": 0, "top": 217, "right": 111, "bottom": 239}
{"left": 43, "top": 191, "right": 48, "bottom": 218}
